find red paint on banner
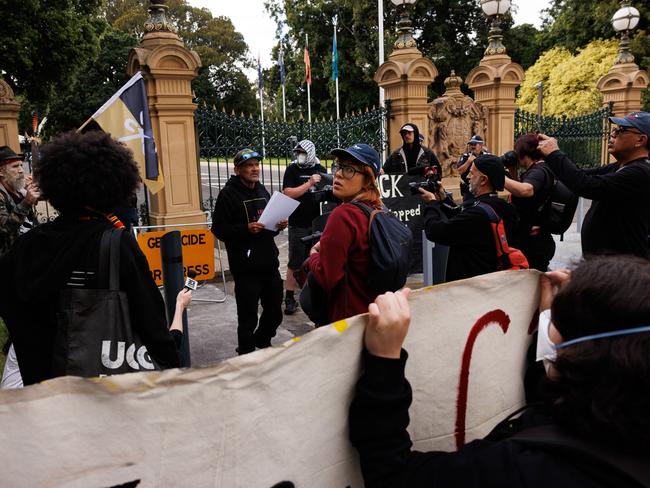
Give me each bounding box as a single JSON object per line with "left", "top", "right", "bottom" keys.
{"left": 455, "top": 309, "right": 510, "bottom": 450}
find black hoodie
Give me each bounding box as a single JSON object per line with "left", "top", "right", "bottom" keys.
{"left": 0, "top": 216, "right": 179, "bottom": 385}
{"left": 384, "top": 122, "right": 442, "bottom": 175}
{"left": 211, "top": 175, "right": 280, "bottom": 274}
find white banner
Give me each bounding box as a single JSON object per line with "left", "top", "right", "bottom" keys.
{"left": 0, "top": 270, "right": 540, "bottom": 487}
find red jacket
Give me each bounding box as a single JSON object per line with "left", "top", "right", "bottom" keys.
{"left": 307, "top": 201, "right": 377, "bottom": 323}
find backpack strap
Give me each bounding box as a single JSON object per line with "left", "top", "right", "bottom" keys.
{"left": 534, "top": 163, "right": 557, "bottom": 215}
{"left": 108, "top": 228, "right": 123, "bottom": 291}
{"left": 350, "top": 201, "right": 382, "bottom": 240}
{"left": 97, "top": 228, "right": 114, "bottom": 289}
{"left": 475, "top": 202, "right": 511, "bottom": 268}
{"left": 511, "top": 425, "right": 650, "bottom": 487}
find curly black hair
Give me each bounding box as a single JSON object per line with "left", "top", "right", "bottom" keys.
{"left": 549, "top": 256, "right": 650, "bottom": 451}
{"left": 34, "top": 130, "right": 140, "bottom": 213}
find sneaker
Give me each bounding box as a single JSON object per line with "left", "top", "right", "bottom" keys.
{"left": 284, "top": 297, "right": 298, "bottom": 315}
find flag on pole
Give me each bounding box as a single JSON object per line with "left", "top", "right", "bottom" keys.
{"left": 257, "top": 54, "right": 264, "bottom": 92}
{"left": 304, "top": 40, "right": 312, "bottom": 86}
{"left": 278, "top": 44, "right": 286, "bottom": 86}
{"left": 332, "top": 30, "right": 338, "bottom": 81}
{"left": 80, "top": 72, "right": 163, "bottom": 194}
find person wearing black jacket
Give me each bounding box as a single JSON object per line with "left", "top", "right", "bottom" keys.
{"left": 211, "top": 149, "right": 288, "bottom": 355}
{"left": 384, "top": 123, "right": 442, "bottom": 175}
{"left": 349, "top": 255, "right": 650, "bottom": 487}
{"left": 538, "top": 111, "right": 650, "bottom": 259}
{"left": 456, "top": 135, "right": 489, "bottom": 201}
{"left": 420, "top": 154, "right": 518, "bottom": 282}
{"left": 0, "top": 131, "right": 182, "bottom": 385}
{"left": 505, "top": 133, "right": 555, "bottom": 271}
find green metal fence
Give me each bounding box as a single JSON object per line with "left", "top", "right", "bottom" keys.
{"left": 195, "top": 106, "right": 388, "bottom": 214}
{"left": 514, "top": 104, "right": 612, "bottom": 168}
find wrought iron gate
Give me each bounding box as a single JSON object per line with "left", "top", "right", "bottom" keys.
{"left": 195, "top": 106, "right": 388, "bottom": 214}
{"left": 514, "top": 104, "right": 612, "bottom": 168}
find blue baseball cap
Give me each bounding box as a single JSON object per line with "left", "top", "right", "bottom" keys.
{"left": 609, "top": 111, "right": 650, "bottom": 137}
{"left": 331, "top": 143, "right": 381, "bottom": 176}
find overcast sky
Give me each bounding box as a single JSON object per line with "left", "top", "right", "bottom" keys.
{"left": 189, "top": 0, "right": 552, "bottom": 73}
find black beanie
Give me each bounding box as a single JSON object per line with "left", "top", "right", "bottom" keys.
{"left": 473, "top": 154, "right": 505, "bottom": 191}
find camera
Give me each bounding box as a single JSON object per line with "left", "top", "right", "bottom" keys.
{"left": 407, "top": 165, "right": 441, "bottom": 196}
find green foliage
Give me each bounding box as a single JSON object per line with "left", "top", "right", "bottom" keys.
{"left": 517, "top": 47, "right": 573, "bottom": 114}
{"left": 518, "top": 40, "right": 618, "bottom": 117}
{"left": 0, "top": 0, "right": 104, "bottom": 107}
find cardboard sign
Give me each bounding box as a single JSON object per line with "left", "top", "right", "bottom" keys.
{"left": 0, "top": 270, "right": 540, "bottom": 487}
{"left": 137, "top": 229, "right": 215, "bottom": 284}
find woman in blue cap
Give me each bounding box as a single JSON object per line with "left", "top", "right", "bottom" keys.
{"left": 305, "top": 143, "right": 383, "bottom": 324}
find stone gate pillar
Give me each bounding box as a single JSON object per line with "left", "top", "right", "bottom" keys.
{"left": 597, "top": 65, "right": 649, "bottom": 118}
{"left": 466, "top": 49, "right": 523, "bottom": 156}
{"left": 374, "top": 6, "right": 437, "bottom": 153}
{"left": 0, "top": 80, "right": 21, "bottom": 151}
{"left": 127, "top": 0, "right": 204, "bottom": 225}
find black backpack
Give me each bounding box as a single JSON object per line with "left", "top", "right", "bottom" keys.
{"left": 351, "top": 202, "right": 413, "bottom": 294}
{"left": 537, "top": 164, "right": 579, "bottom": 235}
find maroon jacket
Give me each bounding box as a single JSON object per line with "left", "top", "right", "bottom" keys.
{"left": 307, "top": 201, "right": 377, "bottom": 323}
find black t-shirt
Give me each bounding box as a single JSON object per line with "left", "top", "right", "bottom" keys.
{"left": 511, "top": 163, "right": 552, "bottom": 233}
{"left": 282, "top": 163, "right": 327, "bottom": 227}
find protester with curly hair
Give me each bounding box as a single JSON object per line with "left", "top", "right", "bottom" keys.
{"left": 0, "top": 130, "right": 189, "bottom": 386}
{"left": 350, "top": 255, "right": 650, "bottom": 487}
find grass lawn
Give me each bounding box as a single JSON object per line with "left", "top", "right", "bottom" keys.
{"left": 201, "top": 158, "right": 336, "bottom": 170}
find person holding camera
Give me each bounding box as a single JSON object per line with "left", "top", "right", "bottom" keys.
{"left": 504, "top": 133, "right": 555, "bottom": 271}
{"left": 383, "top": 123, "right": 441, "bottom": 175}
{"left": 349, "top": 255, "right": 650, "bottom": 487}
{"left": 0, "top": 146, "right": 39, "bottom": 257}
{"left": 538, "top": 111, "right": 650, "bottom": 259}
{"left": 305, "top": 144, "right": 382, "bottom": 324}
{"left": 457, "top": 135, "right": 489, "bottom": 201}
{"left": 419, "top": 154, "right": 518, "bottom": 282}
{"left": 281, "top": 140, "right": 326, "bottom": 315}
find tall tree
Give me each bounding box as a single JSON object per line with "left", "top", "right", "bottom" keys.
{"left": 263, "top": 0, "right": 538, "bottom": 120}
{"left": 0, "top": 0, "right": 104, "bottom": 108}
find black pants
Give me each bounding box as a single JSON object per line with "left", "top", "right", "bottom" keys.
{"left": 233, "top": 271, "right": 283, "bottom": 354}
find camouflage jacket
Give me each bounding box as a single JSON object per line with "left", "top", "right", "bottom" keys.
{"left": 0, "top": 183, "right": 35, "bottom": 256}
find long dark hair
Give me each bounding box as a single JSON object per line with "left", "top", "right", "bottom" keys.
{"left": 548, "top": 256, "right": 650, "bottom": 451}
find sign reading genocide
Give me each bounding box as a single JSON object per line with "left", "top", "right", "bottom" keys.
{"left": 137, "top": 229, "right": 215, "bottom": 285}
{"left": 378, "top": 173, "right": 428, "bottom": 273}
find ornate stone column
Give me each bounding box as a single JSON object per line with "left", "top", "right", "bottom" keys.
{"left": 127, "top": 0, "right": 204, "bottom": 225}
{"left": 0, "top": 80, "right": 21, "bottom": 151}
{"left": 374, "top": 4, "right": 437, "bottom": 153}
{"left": 466, "top": 36, "right": 523, "bottom": 156}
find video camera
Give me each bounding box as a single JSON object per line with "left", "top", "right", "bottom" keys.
{"left": 407, "top": 165, "right": 442, "bottom": 196}
{"left": 308, "top": 172, "right": 335, "bottom": 203}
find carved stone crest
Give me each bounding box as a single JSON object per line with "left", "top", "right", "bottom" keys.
{"left": 428, "top": 71, "right": 488, "bottom": 177}
{"left": 0, "top": 79, "right": 17, "bottom": 105}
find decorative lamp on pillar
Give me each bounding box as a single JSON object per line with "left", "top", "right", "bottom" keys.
{"left": 480, "top": 0, "right": 511, "bottom": 56}
{"left": 612, "top": 1, "right": 640, "bottom": 65}
{"left": 390, "top": 0, "right": 418, "bottom": 50}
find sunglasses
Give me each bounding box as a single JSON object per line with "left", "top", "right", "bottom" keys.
{"left": 332, "top": 162, "right": 363, "bottom": 180}
{"left": 610, "top": 126, "right": 643, "bottom": 137}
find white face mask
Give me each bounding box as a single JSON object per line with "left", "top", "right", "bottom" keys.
{"left": 296, "top": 153, "right": 308, "bottom": 167}
{"left": 536, "top": 309, "right": 557, "bottom": 374}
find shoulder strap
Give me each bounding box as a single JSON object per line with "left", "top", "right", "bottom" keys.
{"left": 97, "top": 228, "right": 114, "bottom": 289}
{"left": 535, "top": 163, "right": 557, "bottom": 214}
{"left": 108, "top": 228, "right": 123, "bottom": 291}
{"left": 475, "top": 201, "right": 500, "bottom": 223}
{"left": 350, "top": 201, "right": 381, "bottom": 240}
{"left": 511, "top": 425, "right": 650, "bottom": 487}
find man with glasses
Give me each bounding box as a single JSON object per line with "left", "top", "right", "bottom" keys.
{"left": 538, "top": 111, "right": 650, "bottom": 259}
{"left": 211, "top": 148, "right": 288, "bottom": 355}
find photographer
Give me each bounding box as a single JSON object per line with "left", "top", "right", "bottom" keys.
{"left": 281, "top": 140, "right": 326, "bottom": 315}
{"left": 420, "top": 155, "right": 518, "bottom": 282}
{"left": 457, "top": 135, "right": 489, "bottom": 201}
{"left": 504, "top": 133, "right": 555, "bottom": 271}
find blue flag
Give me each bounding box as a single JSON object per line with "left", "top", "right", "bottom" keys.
{"left": 278, "top": 45, "right": 286, "bottom": 86}
{"left": 257, "top": 55, "right": 264, "bottom": 92}
{"left": 332, "top": 33, "right": 338, "bottom": 81}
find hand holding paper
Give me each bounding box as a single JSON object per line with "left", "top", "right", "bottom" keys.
{"left": 258, "top": 192, "right": 300, "bottom": 231}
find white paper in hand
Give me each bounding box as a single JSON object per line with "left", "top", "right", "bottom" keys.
{"left": 258, "top": 191, "right": 300, "bottom": 231}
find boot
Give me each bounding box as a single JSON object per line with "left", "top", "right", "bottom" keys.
{"left": 284, "top": 295, "right": 298, "bottom": 315}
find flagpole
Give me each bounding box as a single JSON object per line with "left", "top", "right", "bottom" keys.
{"left": 306, "top": 33, "right": 312, "bottom": 124}
{"left": 378, "top": 0, "right": 387, "bottom": 161}
{"left": 279, "top": 43, "right": 287, "bottom": 122}
{"left": 282, "top": 84, "right": 286, "bottom": 122}
{"left": 258, "top": 54, "right": 266, "bottom": 159}
{"left": 333, "top": 16, "right": 340, "bottom": 146}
